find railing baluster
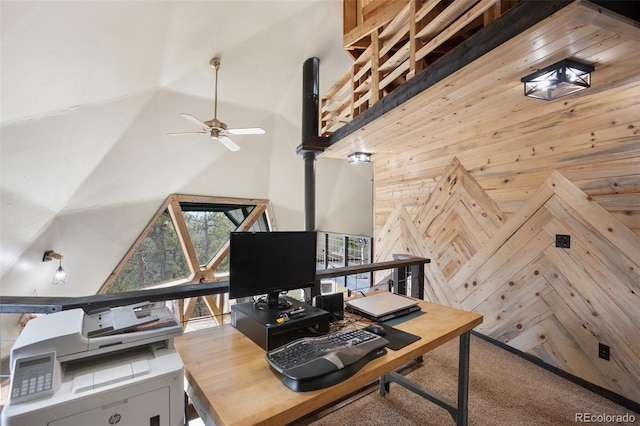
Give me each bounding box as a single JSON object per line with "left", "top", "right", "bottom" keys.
{"left": 320, "top": 0, "right": 507, "bottom": 137}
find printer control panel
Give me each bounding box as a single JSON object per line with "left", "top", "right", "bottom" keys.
{"left": 10, "top": 351, "right": 56, "bottom": 404}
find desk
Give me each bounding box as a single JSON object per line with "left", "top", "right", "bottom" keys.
{"left": 175, "top": 298, "right": 482, "bottom": 426}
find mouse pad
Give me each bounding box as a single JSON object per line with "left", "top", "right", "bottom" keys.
{"left": 378, "top": 323, "right": 421, "bottom": 351}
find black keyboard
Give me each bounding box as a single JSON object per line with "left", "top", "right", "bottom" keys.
{"left": 265, "top": 328, "right": 389, "bottom": 392}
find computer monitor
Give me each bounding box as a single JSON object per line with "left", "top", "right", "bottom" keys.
{"left": 229, "top": 231, "right": 317, "bottom": 310}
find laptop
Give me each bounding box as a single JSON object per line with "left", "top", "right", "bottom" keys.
{"left": 346, "top": 292, "right": 421, "bottom": 322}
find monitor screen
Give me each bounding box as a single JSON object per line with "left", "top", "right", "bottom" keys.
{"left": 229, "top": 231, "right": 317, "bottom": 310}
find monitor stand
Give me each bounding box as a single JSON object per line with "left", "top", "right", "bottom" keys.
{"left": 254, "top": 291, "right": 293, "bottom": 311}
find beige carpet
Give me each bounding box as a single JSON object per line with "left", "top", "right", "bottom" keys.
{"left": 306, "top": 335, "right": 638, "bottom": 426}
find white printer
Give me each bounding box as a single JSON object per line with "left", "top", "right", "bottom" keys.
{"left": 1, "top": 302, "right": 184, "bottom": 426}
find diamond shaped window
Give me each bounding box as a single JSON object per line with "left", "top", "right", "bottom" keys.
{"left": 102, "top": 195, "right": 272, "bottom": 294}
{"left": 179, "top": 203, "right": 268, "bottom": 268}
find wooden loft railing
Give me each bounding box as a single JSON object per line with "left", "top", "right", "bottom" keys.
{"left": 321, "top": 0, "right": 517, "bottom": 135}
{"left": 318, "top": 254, "right": 430, "bottom": 299}
{"left": 0, "top": 282, "right": 229, "bottom": 315}
{"left": 0, "top": 255, "right": 430, "bottom": 315}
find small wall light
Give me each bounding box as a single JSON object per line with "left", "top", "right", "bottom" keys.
{"left": 348, "top": 152, "right": 371, "bottom": 164}
{"left": 43, "top": 250, "right": 67, "bottom": 285}
{"left": 521, "top": 59, "right": 594, "bottom": 101}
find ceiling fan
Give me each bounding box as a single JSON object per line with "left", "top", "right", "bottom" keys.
{"left": 168, "top": 57, "right": 265, "bottom": 151}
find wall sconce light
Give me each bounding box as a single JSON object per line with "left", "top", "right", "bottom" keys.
{"left": 43, "top": 250, "right": 67, "bottom": 285}
{"left": 348, "top": 152, "right": 371, "bottom": 164}
{"left": 521, "top": 59, "right": 594, "bottom": 101}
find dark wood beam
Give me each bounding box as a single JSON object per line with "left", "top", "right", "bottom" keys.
{"left": 0, "top": 282, "right": 229, "bottom": 314}
{"left": 1, "top": 257, "right": 430, "bottom": 313}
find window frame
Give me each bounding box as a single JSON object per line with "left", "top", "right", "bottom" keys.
{"left": 98, "top": 195, "right": 275, "bottom": 294}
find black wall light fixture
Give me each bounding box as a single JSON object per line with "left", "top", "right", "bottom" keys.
{"left": 521, "top": 59, "right": 594, "bottom": 101}
{"left": 348, "top": 152, "right": 371, "bottom": 164}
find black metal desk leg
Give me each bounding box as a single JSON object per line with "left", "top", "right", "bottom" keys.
{"left": 184, "top": 391, "right": 189, "bottom": 426}
{"left": 379, "top": 373, "right": 391, "bottom": 395}
{"left": 456, "top": 331, "right": 471, "bottom": 426}
{"left": 376, "top": 333, "right": 472, "bottom": 425}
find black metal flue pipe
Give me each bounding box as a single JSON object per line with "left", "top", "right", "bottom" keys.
{"left": 302, "top": 57, "right": 320, "bottom": 143}
{"left": 303, "top": 151, "right": 316, "bottom": 231}
{"left": 301, "top": 57, "right": 320, "bottom": 232}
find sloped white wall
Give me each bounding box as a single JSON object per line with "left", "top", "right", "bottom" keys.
{"left": 0, "top": 0, "right": 370, "bottom": 363}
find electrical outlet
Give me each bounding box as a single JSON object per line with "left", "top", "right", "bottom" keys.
{"left": 598, "top": 343, "right": 610, "bottom": 361}
{"left": 556, "top": 234, "right": 571, "bottom": 248}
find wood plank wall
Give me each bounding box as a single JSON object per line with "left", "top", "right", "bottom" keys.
{"left": 373, "top": 133, "right": 640, "bottom": 403}
{"left": 328, "top": 0, "right": 640, "bottom": 404}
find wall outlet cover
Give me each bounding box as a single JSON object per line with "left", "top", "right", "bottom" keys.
{"left": 598, "top": 343, "right": 610, "bottom": 360}
{"left": 556, "top": 234, "right": 571, "bottom": 248}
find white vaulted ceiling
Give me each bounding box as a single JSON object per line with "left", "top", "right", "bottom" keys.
{"left": 0, "top": 1, "right": 371, "bottom": 302}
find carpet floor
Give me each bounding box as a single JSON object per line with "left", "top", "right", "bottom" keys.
{"left": 306, "top": 335, "right": 638, "bottom": 426}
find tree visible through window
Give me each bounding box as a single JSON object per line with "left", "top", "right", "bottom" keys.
{"left": 181, "top": 203, "right": 259, "bottom": 268}
{"left": 101, "top": 196, "right": 272, "bottom": 295}
{"left": 107, "top": 211, "right": 190, "bottom": 293}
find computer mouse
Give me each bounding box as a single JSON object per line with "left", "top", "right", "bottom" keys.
{"left": 364, "top": 324, "right": 385, "bottom": 336}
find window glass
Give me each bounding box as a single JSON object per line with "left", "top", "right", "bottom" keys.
{"left": 105, "top": 199, "right": 271, "bottom": 294}
{"left": 179, "top": 203, "right": 261, "bottom": 268}
{"left": 107, "top": 210, "right": 190, "bottom": 293}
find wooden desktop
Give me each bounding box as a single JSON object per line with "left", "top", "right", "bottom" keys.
{"left": 175, "top": 296, "right": 483, "bottom": 426}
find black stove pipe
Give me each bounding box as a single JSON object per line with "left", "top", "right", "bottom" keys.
{"left": 302, "top": 151, "right": 316, "bottom": 232}
{"left": 298, "top": 57, "right": 328, "bottom": 299}
{"left": 302, "top": 57, "right": 320, "bottom": 143}
{"left": 301, "top": 57, "right": 320, "bottom": 232}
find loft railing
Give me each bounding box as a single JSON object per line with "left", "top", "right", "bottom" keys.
{"left": 321, "top": 0, "right": 516, "bottom": 135}
{"left": 0, "top": 256, "right": 430, "bottom": 315}
{"left": 0, "top": 255, "right": 430, "bottom": 376}
{"left": 316, "top": 231, "right": 372, "bottom": 293}
{"left": 317, "top": 231, "right": 371, "bottom": 268}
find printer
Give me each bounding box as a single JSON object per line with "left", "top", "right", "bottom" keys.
{"left": 1, "top": 302, "right": 184, "bottom": 426}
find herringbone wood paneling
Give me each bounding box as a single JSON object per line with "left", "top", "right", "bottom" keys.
{"left": 334, "top": 0, "right": 640, "bottom": 404}
{"left": 414, "top": 158, "right": 506, "bottom": 281}
{"left": 375, "top": 160, "right": 640, "bottom": 402}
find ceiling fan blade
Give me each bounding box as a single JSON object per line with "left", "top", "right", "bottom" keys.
{"left": 218, "top": 135, "right": 241, "bottom": 151}
{"left": 167, "top": 131, "right": 207, "bottom": 136}
{"left": 227, "top": 127, "right": 266, "bottom": 135}
{"left": 180, "top": 113, "right": 211, "bottom": 129}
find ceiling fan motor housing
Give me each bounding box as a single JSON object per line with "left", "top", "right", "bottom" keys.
{"left": 205, "top": 118, "right": 227, "bottom": 130}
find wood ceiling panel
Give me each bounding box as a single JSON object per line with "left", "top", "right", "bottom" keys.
{"left": 321, "top": 2, "right": 640, "bottom": 163}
